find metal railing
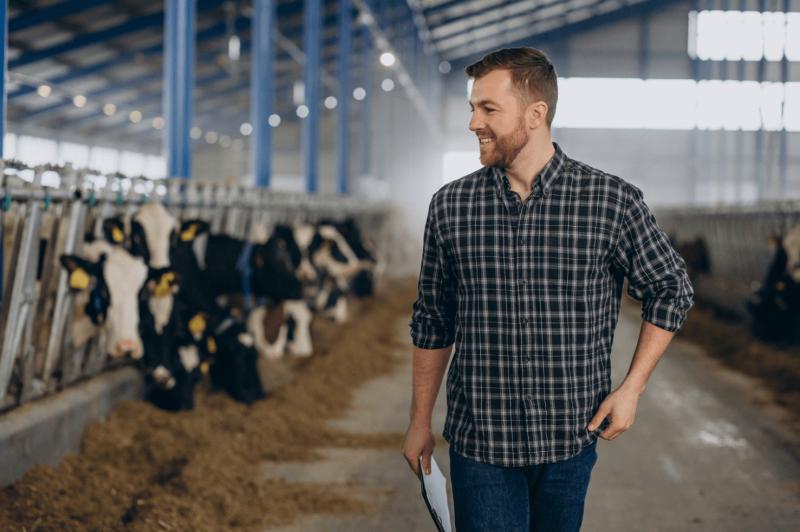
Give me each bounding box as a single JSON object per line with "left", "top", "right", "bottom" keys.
{"left": 0, "top": 160, "right": 388, "bottom": 412}
{"left": 656, "top": 201, "right": 800, "bottom": 286}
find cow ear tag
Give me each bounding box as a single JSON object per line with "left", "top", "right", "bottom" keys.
{"left": 69, "top": 268, "right": 90, "bottom": 290}
{"left": 189, "top": 313, "right": 207, "bottom": 336}
{"left": 206, "top": 336, "right": 217, "bottom": 354}
{"left": 180, "top": 223, "right": 199, "bottom": 242}
{"left": 200, "top": 360, "right": 211, "bottom": 374}
{"left": 153, "top": 272, "right": 174, "bottom": 298}
{"left": 111, "top": 226, "right": 125, "bottom": 243}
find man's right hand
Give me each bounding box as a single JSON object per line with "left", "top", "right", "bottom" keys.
{"left": 403, "top": 421, "right": 435, "bottom": 477}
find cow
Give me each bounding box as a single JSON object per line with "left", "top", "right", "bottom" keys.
{"left": 746, "top": 232, "right": 800, "bottom": 343}
{"left": 102, "top": 209, "right": 267, "bottom": 407}
{"left": 247, "top": 300, "right": 314, "bottom": 360}
{"left": 60, "top": 240, "right": 148, "bottom": 359}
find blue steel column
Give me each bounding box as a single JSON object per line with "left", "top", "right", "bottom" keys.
{"left": 164, "top": 0, "right": 195, "bottom": 179}
{"left": 0, "top": 0, "right": 6, "bottom": 158}
{"left": 359, "top": 23, "right": 372, "bottom": 179}
{"left": 336, "top": 0, "right": 352, "bottom": 194}
{"left": 303, "top": 0, "right": 321, "bottom": 193}
{"left": 251, "top": 0, "right": 275, "bottom": 188}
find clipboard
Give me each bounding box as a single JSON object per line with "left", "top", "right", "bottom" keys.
{"left": 417, "top": 455, "right": 453, "bottom": 532}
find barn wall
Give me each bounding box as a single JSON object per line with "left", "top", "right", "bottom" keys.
{"left": 440, "top": 0, "right": 800, "bottom": 207}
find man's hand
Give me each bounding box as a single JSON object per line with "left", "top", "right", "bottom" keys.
{"left": 403, "top": 420, "right": 435, "bottom": 476}
{"left": 586, "top": 384, "right": 642, "bottom": 441}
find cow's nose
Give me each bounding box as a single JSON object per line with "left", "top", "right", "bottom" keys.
{"left": 114, "top": 339, "right": 143, "bottom": 359}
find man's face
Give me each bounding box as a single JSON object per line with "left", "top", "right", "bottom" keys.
{"left": 468, "top": 69, "right": 529, "bottom": 169}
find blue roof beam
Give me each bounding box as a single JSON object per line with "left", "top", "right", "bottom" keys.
{"left": 10, "top": 0, "right": 116, "bottom": 32}
{"left": 8, "top": 0, "right": 220, "bottom": 69}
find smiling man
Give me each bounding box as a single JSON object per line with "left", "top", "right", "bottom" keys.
{"left": 403, "top": 47, "right": 694, "bottom": 531}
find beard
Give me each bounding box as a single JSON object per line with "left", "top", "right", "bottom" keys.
{"left": 478, "top": 116, "right": 529, "bottom": 169}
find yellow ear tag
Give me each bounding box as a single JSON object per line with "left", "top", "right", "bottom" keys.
{"left": 69, "top": 268, "right": 90, "bottom": 290}
{"left": 153, "top": 273, "right": 174, "bottom": 298}
{"left": 206, "top": 336, "right": 217, "bottom": 354}
{"left": 200, "top": 360, "right": 210, "bottom": 375}
{"left": 111, "top": 226, "right": 124, "bottom": 243}
{"left": 180, "top": 224, "right": 198, "bottom": 242}
{"left": 189, "top": 313, "right": 207, "bottom": 336}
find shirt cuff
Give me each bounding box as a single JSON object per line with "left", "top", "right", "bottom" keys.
{"left": 641, "top": 298, "right": 691, "bottom": 333}
{"left": 409, "top": 319, "right": 455, "bottom": 349}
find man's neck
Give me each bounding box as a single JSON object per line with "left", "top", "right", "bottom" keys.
{"left": 504, "top": 137, "right": 556, "bottom": 193}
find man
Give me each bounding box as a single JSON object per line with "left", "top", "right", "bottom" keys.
{"left": 402, "top": 47, "right": 694, "bottom": 532}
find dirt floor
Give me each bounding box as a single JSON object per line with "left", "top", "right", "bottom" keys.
{"left": 669, "top": 298, "right": 800, "bottom": 432}
{"left": 0, "top": 279, "right": 418, "bottom": 531}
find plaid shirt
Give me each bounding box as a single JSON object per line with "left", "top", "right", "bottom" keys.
{"left": 410, "top": 142, "right": 694, "bottom": 467}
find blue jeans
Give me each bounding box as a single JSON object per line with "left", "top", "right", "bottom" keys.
{"left": 449, "top": 439, "right": 598, "bottom": 532}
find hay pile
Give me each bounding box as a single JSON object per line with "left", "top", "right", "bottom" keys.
{"left": 0, "top": 279, "right": 418, "bottom": 531}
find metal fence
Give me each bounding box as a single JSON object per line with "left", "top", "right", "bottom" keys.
{"left": 656, "top": 201, "right": 800, "bottom": 286}
{"left": 0, "top": 160, "right": 389, "bottom": 413}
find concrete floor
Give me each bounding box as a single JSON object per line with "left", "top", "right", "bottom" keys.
{"left": 264, "top": 303, "right": 800, "bottom": 531}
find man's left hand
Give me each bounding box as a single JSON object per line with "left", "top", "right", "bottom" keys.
{"left": 586, "top": 384, "right": 641, "bottom": 441}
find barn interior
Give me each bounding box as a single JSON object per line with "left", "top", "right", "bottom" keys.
{"left": 0, "top": 0, "right": 799, "bottom": 530}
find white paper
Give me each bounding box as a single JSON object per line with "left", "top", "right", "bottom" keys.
{"left": 419, "top": 455, "right": 453, "bottom": 532}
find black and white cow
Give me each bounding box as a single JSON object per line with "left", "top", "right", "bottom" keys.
{"left": 60, "top": 240, "right": 148, "bottom": 359}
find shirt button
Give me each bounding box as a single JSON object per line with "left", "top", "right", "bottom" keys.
{"left": 524, "top": 356, "right": 532, "bottom": 363}
{"left": 518, "top": 236, "right": 527, "bottom": 245}
{"left": 521, "top": 317, "right": 529, "bottom": 325}
{"left": 524, "top": 394, "right": 534, "bottom": 404}
{"left": 520, "top": 279, "right": 528, "bottom": 286}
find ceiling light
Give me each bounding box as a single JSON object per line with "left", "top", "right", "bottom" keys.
{"left": 268, "top": 114, "right": 281, "bottom": 127}
{"left": 152, "top": 116, "right": 165, "bottom": 130}
{"left": 353, "top": 87, "right": 366, "bottom": 101}
{"left": 324, "top": 96, "right": 338, "bottom": 109}
{"left": 296, "top": 105, "right": 309, "bottom": 118}
{"left": 240, "top": 122, "right": 253, "bottom": 136}
{"left": 379, "top": 52, "right": 396, "bottom": 67}
{"left": 37, "top": 85, "right": 51, "bottom": 98}
{"left": 190, "top": 126, "right": 202, "bottom": 139}
{"left": 129, "top": 110, "right": 142, "bottom": 123}
{"left": 205, "top": 131, "right": 218, "bottom": 144}
{"left": 381, "top": 78, "right": 394, "bottom": 92}
{"left": 102, "top": 103, "right": 117, "bottom": 116}
{"left": 73, "top": 94, "right": 87, "bottom": 108}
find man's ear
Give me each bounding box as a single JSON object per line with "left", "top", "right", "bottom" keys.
{"left": 525, "top": 100, "right": 548, "bottom": 129}
{"left": 178, "top": 219, "right": 210, "bottom": 242}
{"left": 102, "top": 217, "right": 126, "bottom": 245}
{"left": 60, "top": 254, "right": 97, "bottom": 290}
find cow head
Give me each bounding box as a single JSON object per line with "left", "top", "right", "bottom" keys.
{"left": 250, "top": 235, "right": 305, "bottom": 301}
{"left": 271, "top": 223, "right": 318, "bottom": 283}
{"left": 60, "top": 246, "right": 148, "bottom": 359}
{"left": 130, "top": 202, "right": 177, "bottom": 269}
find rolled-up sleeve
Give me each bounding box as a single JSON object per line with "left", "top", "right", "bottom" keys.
{"left": 409, "top": 193, "right": 457, "bottom": 349}
{"left": 611, "top": 183, "right": 694, "bottom": 332}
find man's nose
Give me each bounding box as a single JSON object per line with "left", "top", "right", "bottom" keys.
{"left": 468, "top": 112, "right": 483, "bottom": 132}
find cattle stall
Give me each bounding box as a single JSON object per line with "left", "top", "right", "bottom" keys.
{"left": 0, "top": 159, "right": 389, "bottom": 414}
{"left": 656, "top": 202, "right": 800, "bottom": 323}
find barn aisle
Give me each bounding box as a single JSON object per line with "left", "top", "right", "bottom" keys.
{"left": 263, "top": 299, "right": 800, "bottom": 532}
{"left": 583, "top": 301, "right": 800, "bottom": 531}
{"left": 263, "top": 315, "right": 454, "bottom": 531}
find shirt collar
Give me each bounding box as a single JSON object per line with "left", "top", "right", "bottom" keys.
{"left": 491, "top": 141, "right": 567, "bottom": 196}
